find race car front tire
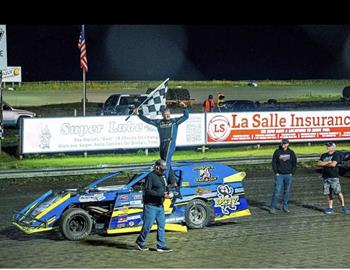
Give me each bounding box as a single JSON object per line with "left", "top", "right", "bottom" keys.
{"left": 185, "top": 199, "right": 211, "bottom": 229}
{"left": 59, "top": 208, "right": 93, "bottom": 241}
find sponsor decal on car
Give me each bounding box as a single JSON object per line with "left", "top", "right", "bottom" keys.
{"left": 132, "top": 194, "right": 143, "bottom": 200}
{"left": 196, "top": 187, "right": 211, "bottom": 195}
{"left": 119, "top": 202, "right": 130, "bottom": 206}
{"left": 129, "top": 200, "right": 142, "bottom": 206}
{"left": 214, "top": 184, "right": 240, "bottom": 214}
{"left": 119, "top": 195, "right": 129, "bottom": 201}
{"left": 194, "top": 166, "right": 218, "bottom": 182}
{"left": 117, "top": 215, "right": 128, "bottom": 223}
{"left": 79, "top": 193, "right": 106, "bottom": 202}
{"left": 128, "top": 214, "right": 141, "bottom": 221}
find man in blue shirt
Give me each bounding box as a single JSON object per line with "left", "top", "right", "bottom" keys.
{"left": 137, "top": 102, "right": 189, "bottom": 184}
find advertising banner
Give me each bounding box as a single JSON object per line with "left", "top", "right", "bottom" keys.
{"left": 207, "top": 111, "right": 350, "bottom": 144}
{"left": 21, "top": 114, "right": 205, "bottom": 154}
{"left": 2, "top": 66, "right": 22, "bottom": 82}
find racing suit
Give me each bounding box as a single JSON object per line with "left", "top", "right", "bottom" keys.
{"left": 138, "top": 108, "right": 189, "bottom": 183}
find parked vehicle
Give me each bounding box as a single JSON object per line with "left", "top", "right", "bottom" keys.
{"left": 98, "top": 94, "right": 148, "bottom": 116}
{"left": 217, "top": 100, "right": 257, "bottom": 112}
{"left": 1, "top": 101, "right": 36, "bottom": 128}
{"left": 336, "top": 150, "right": 350, "bottom": 176}
{"left": 13, "top": 162, "right": 251, "bottom": 241}
{"left": 146, "top": 87, "right": 194, "bottom": 108}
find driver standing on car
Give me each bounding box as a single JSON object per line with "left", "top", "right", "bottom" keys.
{"left": 135, "top": 159, "right": 173, "bottom": 252}
{"left": 136, "top": 102, "right": 189, "bottom": 185}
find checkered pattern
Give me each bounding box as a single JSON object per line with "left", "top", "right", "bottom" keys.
{"left": 141, "top": 78, "right": 169, "bottom": 118}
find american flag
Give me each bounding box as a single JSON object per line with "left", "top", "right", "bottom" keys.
{"left": 78, "top": 25, "right": 88, "bottom": 72}
{"left": 141, "top": 78, "right": 169, "bottom": 118}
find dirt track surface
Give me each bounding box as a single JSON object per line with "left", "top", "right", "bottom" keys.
{"left": 1, "top": 168, "right": 350, "bottom": 268}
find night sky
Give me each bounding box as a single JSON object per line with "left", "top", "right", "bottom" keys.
{"left": 5, "top": 25, "right": 350, "bottom": 81}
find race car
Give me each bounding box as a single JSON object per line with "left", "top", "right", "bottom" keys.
{"left": 13, "top": 162, "right": 251, "bottom": 241}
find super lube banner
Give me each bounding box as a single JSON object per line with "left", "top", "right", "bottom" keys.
{"left": 21, "top": 114, "right": 205, "bottom": 154}
{"left": 206, "top": 111, "right": 350, "bottom": 144}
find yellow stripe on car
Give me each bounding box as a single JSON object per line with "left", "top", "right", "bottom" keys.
{"left": 12, "top": 222, "right": 55, "bottom": 234}
{"left": 47, "top": 216, "right": 56, "bottom": 225}
{"left": 223, "top": 172, "right": 246, "bottom": 183}
{"left": 163, "top": 198, "right": 173, "bottom": 214}
{"left": 214, "top": 209, "right": 251, "bottom": 221}
{"left": 36, "top": 193, "right": 71, "bottom": 219}
{"left": 111, "top": 208, "right": 143, "bottom": 217}
{"left": 20, "top": 202, "right": 39, "bottom": 221}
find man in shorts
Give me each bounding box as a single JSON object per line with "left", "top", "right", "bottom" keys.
{"left": 318, "top": 142, "right": 349, "bottom": 214}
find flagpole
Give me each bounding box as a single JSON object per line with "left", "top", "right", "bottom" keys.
{"left": 82, "top": 24, "right": 86, "bottom": 117}
{"left": 83, "top": 68, "right": 86, "bottom": 116}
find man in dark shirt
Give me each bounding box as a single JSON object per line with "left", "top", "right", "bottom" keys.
{"left": 135, "top": 159, "right": 173, "bottom": 252}
{"left": 318, "top": 142, "right": 349, "bottom": 214}
{"left": 269, "top": 138, "right": 297, "bottom": 214}
{"left": 138, "top": 102, "right": 189, "bottom": 184}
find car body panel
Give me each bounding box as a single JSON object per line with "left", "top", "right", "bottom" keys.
{"left": 13, "top": 162, "right": 250, "bottom": 239}
{"left": 216, "top": 100, "right": 257, "bottom": 112}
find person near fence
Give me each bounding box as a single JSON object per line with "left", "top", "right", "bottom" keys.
{"left": 269, "top": 138, "right": 297, "bottom": 214}
{"left": 137, "top": 102, "right": 189, "bottom": 184}
{"left": 203, "top": 94, "right": 215, "bottom": 112}
{"left": 135, "top": 159, "right": 173, "bottom": 252}
{"left": 317, "top": 142, "right": 349, "bottom": 214}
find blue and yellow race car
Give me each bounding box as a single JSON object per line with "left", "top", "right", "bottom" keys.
{"left": 13, "top": 162, "right": 251, "bottom": 241}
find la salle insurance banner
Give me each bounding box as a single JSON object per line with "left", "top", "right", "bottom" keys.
{"left": 207, "top": 110, "right": 350, "bottom": 144}
{"left": 21, "top": 114, "right": 205, "bottom": 154}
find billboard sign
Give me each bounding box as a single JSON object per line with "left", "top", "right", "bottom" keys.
{"left": 21, "top": 114, "right": 205, "bottom": 154}
{"left": 207, "top": 111, "right": 350, "bottom": 144}
{"left": 2, "top": 66, "right": 22, "bottom": 82}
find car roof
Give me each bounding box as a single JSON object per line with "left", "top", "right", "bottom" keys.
{"left": 224, "top": 100, "right": 255, "bottom": 104}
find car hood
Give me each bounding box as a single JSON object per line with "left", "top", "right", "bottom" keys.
{"left": 13, "top": 108, "right": 36, "bottom": 116}
{"left": 14, "top": 190, "right": 69, "bottom": 227}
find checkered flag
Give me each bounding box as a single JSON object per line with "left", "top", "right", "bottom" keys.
{"left": 141, "top": 78, "right": 168, "bottom": 118}
{"left": 125, "top": 78, "right": 169, "bottom": 121}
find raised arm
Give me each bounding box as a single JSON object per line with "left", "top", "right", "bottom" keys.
{"left": 175, "top": 105, "right": 189, "bottom": 125}
{"left": 138, "top": 113, "right": 158, "bottom": 127}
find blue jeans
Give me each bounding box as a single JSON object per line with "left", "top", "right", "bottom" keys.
{"left": 271, "top": 174, "right": 292, "bottom": 209}
{"left": 136, "top": 204, "right": 166, "bottom": 249}
{"left": 160, "top": 140, "right": 177, "bottom": 183}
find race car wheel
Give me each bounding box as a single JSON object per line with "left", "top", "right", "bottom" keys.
{"left": 185, "top": 199, "right": 211, "bottom": 229}
{"left": 59, "top": 208, "right": 93, "bottom": 241}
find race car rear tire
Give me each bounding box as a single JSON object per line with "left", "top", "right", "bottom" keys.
{"left": 59, "top": 208, "right": 93, "bottom": 241}
{"left": 185, "top": 199, "right": 211, "bottom": 229}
